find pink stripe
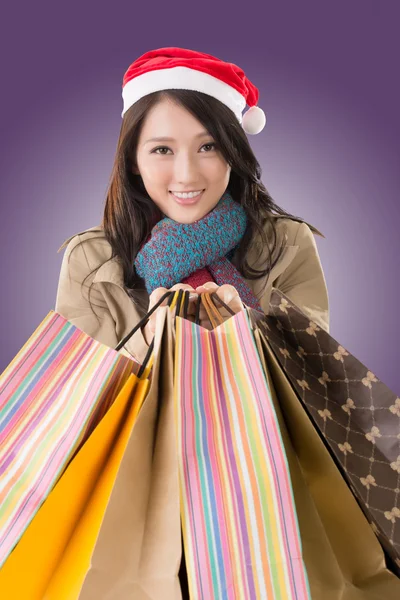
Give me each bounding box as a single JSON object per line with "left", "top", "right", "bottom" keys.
{"left": 0, "top": 332, "right": 91, "bottom": 445}
{"left": 2, "top": 347, "right": 114, "bottom": 504}
{"left": 0, "top": 335, "right": 96, "bottom": 466}
{"left": 0, "top": 316, "right": 67, "bottom": 408}
{"left": 1, "top": 352, "right": 120, "bottom": 557}
{"left": 209, "top": 326, "right": 248, "bottom": 597}
{"left": 236, "top": 314, "right": 307, "bottom": 594}
{"left": 200, "top": 333, "right": 235, "bottom": 597}
{"left": 179, "top": 323, "right": 212, "bottom": 596}
{"left": 176, "top": 310, "right": 311, "bottom": 598}
{"left": 218, "top": 326, "right": 260, "bottom": 597}
{"left": 237, "top": 315, "right": 298, "bottom": 582}
{"left": 1, "top": 347, "right": 121, "bottom": 553}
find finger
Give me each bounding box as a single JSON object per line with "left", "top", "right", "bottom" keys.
{"left": 195, "top": 283, "right": 239, "bottom": 313}
{"left": 197, "top": 288, "right": 243, "bottom": 324}
{"left": 169, "top": 284, "right": 194, "bottom": 308}
{"left": 216, "top": 284, "right": 238, "bottom": 301}
{"left": 170, "top": 283, "right": 196, "bottom": 292}
{"left": 215, "top": 284, "right": 244, "bottom": 312}
{"left": 149, "top": 287, "right": 169, "bottom": 309}
{"left": 167, "top": 284, "right": 199, "bottom": 319}
{"left": 195, "top": 281, "right": 219, "bottom": 293}
{"left": 147, "top": 288, "right": 170, "bottom": 333}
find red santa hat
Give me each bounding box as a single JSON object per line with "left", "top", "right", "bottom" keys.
{"left": 121, "top": 47, "right": 266, "bottom": 135}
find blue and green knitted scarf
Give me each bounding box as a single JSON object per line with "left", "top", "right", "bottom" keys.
{"left": 134, "top": 190, "right": 263, "bottom": 311}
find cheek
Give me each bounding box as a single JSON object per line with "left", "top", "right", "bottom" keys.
{"left": 141, "top": 162, "right": 170, "bottom": 184}
{"left": 208, "top": 158, "right": 231, "bottom": 179}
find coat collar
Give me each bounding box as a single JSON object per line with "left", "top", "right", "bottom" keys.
{"left": 58, "top": 216, "right": 324, "bottom": 290}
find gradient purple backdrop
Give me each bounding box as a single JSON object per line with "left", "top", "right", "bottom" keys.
{"left": 1, "top": 2, "right": 399, "bottom": 393}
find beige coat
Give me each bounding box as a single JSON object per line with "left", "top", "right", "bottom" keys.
{"left": 55, "top": 216, "right": 329, "bottom": 365}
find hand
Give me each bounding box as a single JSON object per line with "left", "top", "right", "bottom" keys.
{"left": 193, "top": 281, "right": 245, "bottom": 330}
{"left": 142, "top": 283, "right": 198, "bottom": 346}
{"left": 142, "top": 281, "right": 245, "bottom": 345}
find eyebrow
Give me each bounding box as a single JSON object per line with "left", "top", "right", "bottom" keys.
{"left": 144, "top": 131, "right": 211, "bottom": 145}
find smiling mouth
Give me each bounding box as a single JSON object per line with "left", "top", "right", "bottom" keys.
{"left": 169, "top": 189, "right": 205, "bottom": 196}
{"left": 169, "top": 190, "right": 205, "bottom": 204}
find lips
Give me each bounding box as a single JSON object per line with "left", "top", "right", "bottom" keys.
{"left": 170, "top": 190, "right": 205, "bottom": 205}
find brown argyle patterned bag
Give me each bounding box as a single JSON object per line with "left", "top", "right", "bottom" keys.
{"left": 246, "top": 288, "right": 400, "bottom": 579}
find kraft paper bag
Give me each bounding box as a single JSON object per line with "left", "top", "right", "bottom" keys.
{"left": 78, "top": 305, "right": 182, "bottom": 600}
{"left": 252, "top": 324, "right": 400, "bottom": 599}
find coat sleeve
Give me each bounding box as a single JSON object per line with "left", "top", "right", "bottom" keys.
{"left": 55, "top": 235, "right": 151, "bottom": 364}
{"left": 54, "top": 234, "right": 121, "bottom": 348}
{"left": 273, "top": 221, "right": 330, "bottom": 333}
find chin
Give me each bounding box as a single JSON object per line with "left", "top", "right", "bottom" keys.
{"left": 180, "top": 208, "right": 214, "bottom": 222}
{"left": 163, "top": 204, "right": 214, "bottom": 223}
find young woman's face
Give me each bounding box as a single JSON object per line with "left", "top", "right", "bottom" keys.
{"left": 135, "top": 98, "right": 231, "bottom": 223}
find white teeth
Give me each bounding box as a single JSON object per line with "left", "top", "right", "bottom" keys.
{"left": 171, "top": 190, "right": 203, "bottom": 199}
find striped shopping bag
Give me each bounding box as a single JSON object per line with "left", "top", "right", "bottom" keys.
{"left": 0, "top": 309, "right": 135, "bottom": 568}
{"left": 0, "top": 371, "right": 150, "bottom": 599}
{"left": 174, "top": 303, "right": 311, "bottom": 600}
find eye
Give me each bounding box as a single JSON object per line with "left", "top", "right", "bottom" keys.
{"left": 200, "top": 142, "right": 217, "bottom": 152}
{"left": 151, "top": 146, "right": 170, "bottom": 155}
{"left": 151, "top": 142, "right": 217, "bottom": 155}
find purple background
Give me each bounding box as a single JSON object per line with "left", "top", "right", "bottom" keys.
{"left": 1, "top": 1, "right": 399, "bottom": 393}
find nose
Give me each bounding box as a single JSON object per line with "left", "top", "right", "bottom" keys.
{"left": 173, "top": 152, "right": 199, "bottom": 184}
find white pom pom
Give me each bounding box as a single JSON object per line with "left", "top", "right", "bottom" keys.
{"left": 242, "top": 106, "right": 266, "bottom": 135}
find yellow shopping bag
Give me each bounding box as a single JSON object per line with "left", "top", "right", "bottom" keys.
{"left": 0, "top": 369, "right": 150, "bottom": 599}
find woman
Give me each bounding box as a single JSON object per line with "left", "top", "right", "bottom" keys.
{"left": 55, "top": 47, "right": 329, "bottom": 369}
{"left": 55, "top": 46, "right": 332, "bottom": 596}
{"left": 55, "top": 48, "right": 330, "bottom": 597}
{"left": 53, "top": 47, "right": 400, "bottom": 600}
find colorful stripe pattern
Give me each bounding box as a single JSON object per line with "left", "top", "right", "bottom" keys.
{"left": 0, "top": 310, "right": 134, "bottom": 568}
{"left": 174, "top": 310, "right": 311, "bottom": 599}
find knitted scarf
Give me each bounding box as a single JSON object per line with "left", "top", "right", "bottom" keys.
{"left": 134, "top": 190, "right": 263, "bottom": 311}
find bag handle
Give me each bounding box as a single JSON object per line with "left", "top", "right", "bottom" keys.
{"left": 201, "top": 292, "right": 224, "bottom": 327}
{"left": 114, "top": 289, "right": 239, "bottom": 377}
{"left": 203, "top": 291, "right": 260, "bottom": 333}
{"left": 175, "top": 289, "right": 236, "bottom": 325}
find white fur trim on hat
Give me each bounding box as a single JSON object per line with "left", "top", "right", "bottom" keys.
{"left": 122, "top": 66, "right": 246, "bottom": 121}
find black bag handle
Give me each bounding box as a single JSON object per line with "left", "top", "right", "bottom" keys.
{"left": 118, "top": 289, "right": 174, "bottom": 378}
{"left": 115, "top": 288, "right": 237, "bottom": 377}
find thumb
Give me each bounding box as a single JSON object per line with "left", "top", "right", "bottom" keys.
{"left": 149, "top": 286, "right": 169, "bottom": 308}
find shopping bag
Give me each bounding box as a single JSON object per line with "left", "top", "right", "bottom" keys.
{"left": 174, "top": 293, "right": 311, "bottom": 599}
{"left": 77, "top": 293, "right": 183, "bottom": 600}
{"left": 252, "top": 320, "right": 400, "bottom": 598}
{"left": 249, "top": 287, "right": 400, "bottom": 577}
{"left": 0, "top": 310, "right": 135, "bottom": 567}
{"left": 0, "top": 368, "right": 150, "bottom": 599}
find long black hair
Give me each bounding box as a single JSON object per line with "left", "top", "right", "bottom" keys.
{"left": 72, "top": 89, "right": 319, "bottom": 317}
